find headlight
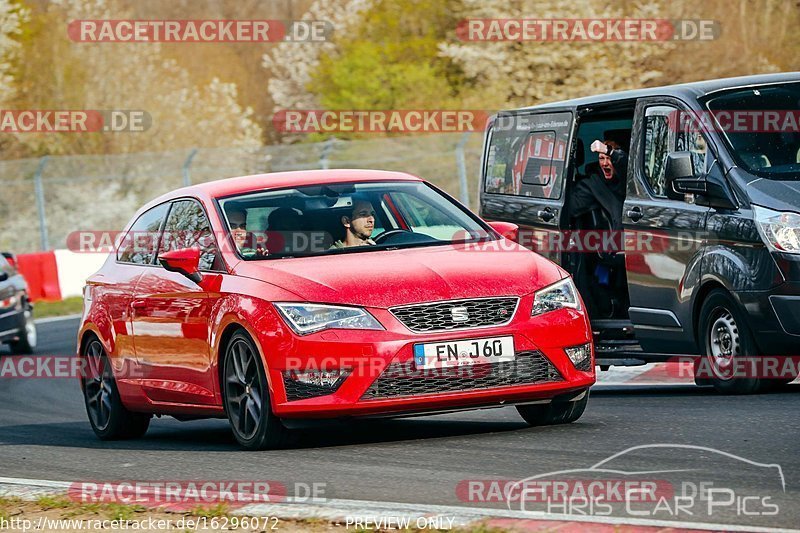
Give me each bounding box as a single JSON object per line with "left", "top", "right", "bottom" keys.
{"left": 754, "top": 205, "right": 800, "bottom": 254}
{"left": 531, "top": 278, "right": 580, "bottom": 317}
{"left": 274, "top": 303, "right": 384, "bottom": 335}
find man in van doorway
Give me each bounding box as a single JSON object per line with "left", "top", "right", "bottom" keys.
{"left": 568, "top": 139, "right": 630, "bottom": 319}
{"left": 569, "top": 139, "right": 628, "bottom": 229}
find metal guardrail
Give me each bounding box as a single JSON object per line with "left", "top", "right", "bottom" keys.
{"left": 0, "top": 133, "right": 484, "bottom": 253}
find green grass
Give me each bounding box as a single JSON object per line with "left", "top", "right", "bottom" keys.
{"left": 0, "top": 497, "right": 21, "bottom": 524}
{"left": 36, "top": 495, "right": 72, "bottom": 510}
{"left": 104, "top": 502, "right": 146, "bottom": 521}
{"left": 60, "top": 501, "right": 146, "bottom": 519}
{"left": 191, "top": 503, "right": 229, "bottom": 518}
{"left": 32, "top": 296, "right": 83, "bottom": 318}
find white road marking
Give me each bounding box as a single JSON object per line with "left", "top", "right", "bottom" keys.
{"left": 33, "top": 313, "right": 82, "bottom": 325}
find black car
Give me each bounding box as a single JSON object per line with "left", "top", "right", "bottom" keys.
{"left": 480, "top": 72, "right": 800, "bottom": 394}
{"left": 0, "top": 252, "right": 36, "bottom": 354}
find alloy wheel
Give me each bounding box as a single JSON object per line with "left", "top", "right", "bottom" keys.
{"left": 83, "top": 340, "right": 113, "bottom": 431}
{"left": 224, "top": 338, "right": 264, "bottom": 441}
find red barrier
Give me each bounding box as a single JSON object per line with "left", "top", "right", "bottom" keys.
{"left": 15, "top": 252, "right": 62, "bottom": 302}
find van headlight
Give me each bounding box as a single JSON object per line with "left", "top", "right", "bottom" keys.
{"left": 754, "top": 205, "right": 800, "bottom": 254}
{"left": 275, "top": 303, "right": 384, "bottom": 335}
{"left": 531, "top": 278, "right": 580, "bottom": 317}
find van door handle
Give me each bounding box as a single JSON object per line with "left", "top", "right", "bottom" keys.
{"left": 626, "top": 207, "right": 643, "bottom": 222}
{"left": 131, "top": 300, "right": 147, "bottom": 310}
{"left": 537, "top": 209, "right": 555, "bottom": 222}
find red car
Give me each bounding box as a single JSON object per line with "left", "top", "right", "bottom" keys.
{"left": 78, "top": 170, "right": 594, "bottom": 450}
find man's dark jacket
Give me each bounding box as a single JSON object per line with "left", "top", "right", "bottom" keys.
{"left": 568, "top": 148, "right": 628, "bottom": 229}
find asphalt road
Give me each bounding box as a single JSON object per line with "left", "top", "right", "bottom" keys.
{"left": 1, "top": 317, "right": 799, "bottom": 530}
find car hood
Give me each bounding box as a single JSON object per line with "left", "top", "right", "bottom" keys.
{"left": 233, "top": 243, "right": 563, "bottom": 308}
{"left": 745, "top": 176, "right": 800, "bottom": 212}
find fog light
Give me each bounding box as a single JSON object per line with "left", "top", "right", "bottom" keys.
{"left": 565, "top": 343, "right": 592, "bottom": 366}
{"left": 285, "top": 369, "right": 347, "bottom": 387}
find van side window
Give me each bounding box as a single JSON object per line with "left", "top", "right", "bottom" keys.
{"left": 642, "top": 106, "right": 676, "bottom": 197}
{"left": 484, "top": 112, "right": 571, "bottom": 200}
{"left": 117, "top": 203, "right": 169, "bottom": 265}
{"left": 158, "top": 200, "right": 222, "bottom": 271}
{"left": 676, "top": 128, "right": 709, "bottom": 176}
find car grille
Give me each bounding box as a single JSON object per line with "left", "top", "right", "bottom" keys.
{"left": 361, "top": 350, "right": 562, "bottom": 400}
{"left": 389, "top": 297, "right": 519, "bottom": 333}
{"left": 282, "top": 374, "right": 347, "bottom": 401}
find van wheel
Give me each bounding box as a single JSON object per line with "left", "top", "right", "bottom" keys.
{"left": 698, "top": 290, "right": 765, "bottom": 394}
{"left": 82, "top": 338, "right": 151, "bottom": 439}
{"left": 222, "top": 331, "right": 292, "bottom": 450}
{"left": 692, "top": 358, "right": 712, "bottom": 387}
{"left": 517, "top": 390, "right": 589, "bottom": 426}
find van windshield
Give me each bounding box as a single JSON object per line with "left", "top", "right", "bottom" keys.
{"left": 703, "top": 82, "right": 800, "bottom": 180}
{"left": 218, "top": 180, "right": 493, "bottom": 259}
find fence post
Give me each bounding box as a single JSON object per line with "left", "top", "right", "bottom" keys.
{"left": 319, "top": 138, "right": 335, "bottom": 169}
{"left": 33, "top": 156, "right": 49, "bottom": 251}
{"left": 455, "top": 132, "right": 471, "bottom": 207}
{"left": 182, "top": 148, "right": 198, "bottom": 187}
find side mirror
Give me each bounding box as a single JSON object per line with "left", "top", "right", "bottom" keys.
{"left": 665, "top": 151, "right": 705, "bottom": 200}
{"left": 488, "top": 221, "right": 519, "bottom": 242}
{"left": 158, "top": 248, "right": 202, "bottom": 284}
{"left": 0, "top": 271, "right": 8, "bottom": 282}
{"left": 1, "top": 252, "right": 16, "bottom": 270}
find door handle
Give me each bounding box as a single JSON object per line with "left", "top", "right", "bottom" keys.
{"left": 537, "top": 209, "right": 555, "bottom": 222}
{"left": 131, "top": 300, "right": 147, "bottom": 310}
{"left": 626, "top": 207, "right": 643, "bottom": 222}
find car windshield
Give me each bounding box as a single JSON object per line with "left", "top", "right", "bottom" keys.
{"left": 218, "top": 180, "right": 493, "bottom": 259}
{"left": 703, "top": 82, "right": 800, "bottom": 180}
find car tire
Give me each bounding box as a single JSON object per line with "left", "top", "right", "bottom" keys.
{"left": 9, "top": 305, "right": 36, "bottom": 355}
{"left": 516, "top": 390, "right": 589, "bottom": 426}
{"left": 81, "top": 337, "right": 150, "bottom": 439}
{"left": 222, "top": 330, "right": 292, "bottom": 450}
{"left": 698, "top": 289, "right": 766, "bottom": 395}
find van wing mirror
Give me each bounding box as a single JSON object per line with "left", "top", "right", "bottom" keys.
{"left": 665, "top": 153, "right": 738, "bottom": 210}
{"left": 665, "top": 151, "right": 705, "bottom": 200}
{"left": 158, "top": 248, "right": 202, "bottom": 284}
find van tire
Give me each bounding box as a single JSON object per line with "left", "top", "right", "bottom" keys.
{"left": 698, "top": 289, "right": 765, "bottom": 394}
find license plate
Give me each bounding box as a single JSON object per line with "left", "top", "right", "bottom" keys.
{"left": 413, "top": 336, "right": 515, "bottom": 370}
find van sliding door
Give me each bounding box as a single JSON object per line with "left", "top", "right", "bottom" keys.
{"left": 479, "top": 110, "right": 576, "bottom": 264}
